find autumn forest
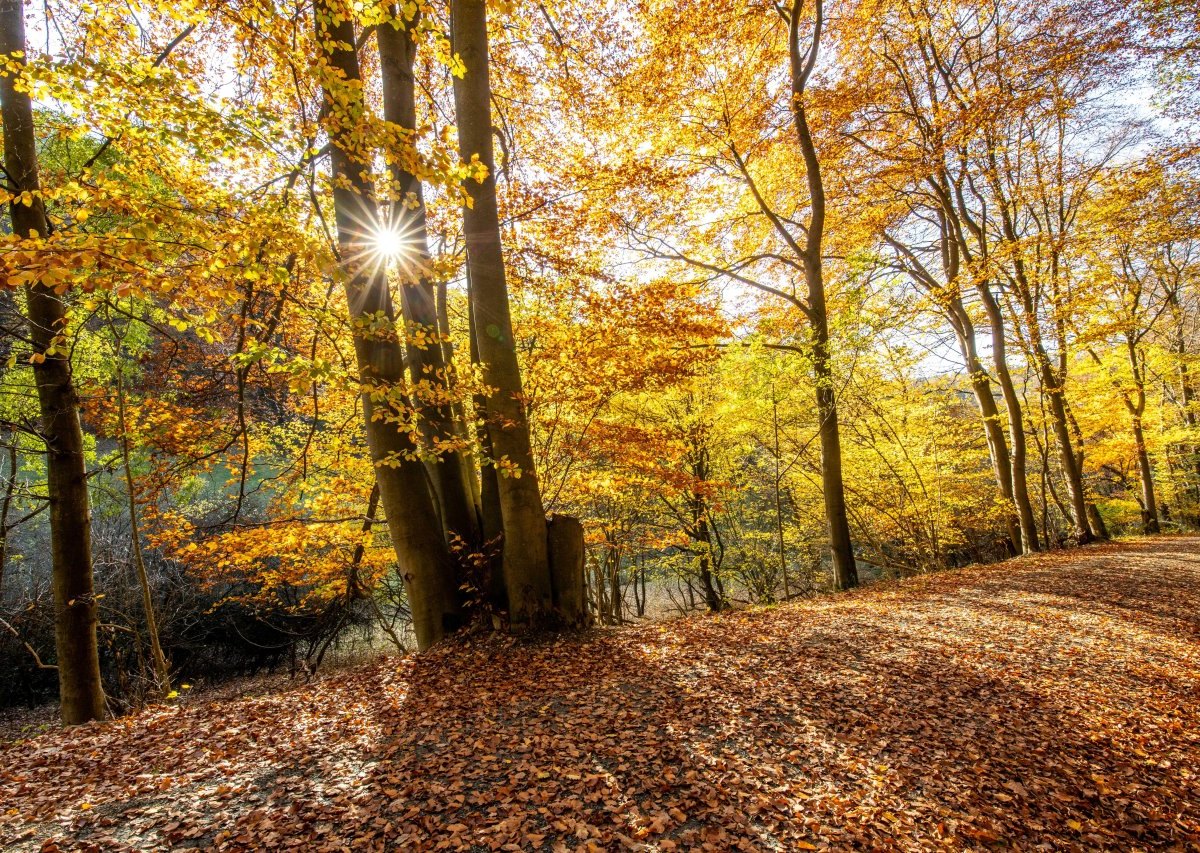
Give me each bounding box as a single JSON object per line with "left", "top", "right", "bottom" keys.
{"left": 1, "top": 0, "right": 1199, "bottom": 846}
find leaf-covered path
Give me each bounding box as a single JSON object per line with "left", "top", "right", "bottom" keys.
{"left": 3, "top": 537, "right": 1199, "bottom": 851}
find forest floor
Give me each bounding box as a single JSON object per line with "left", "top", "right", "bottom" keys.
{"left": 2, "top": 537, "right": 1199, "bottom": 852}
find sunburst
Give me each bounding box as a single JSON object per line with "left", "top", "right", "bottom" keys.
{"left": 341, "top": 202, "right": 432, "bottom": 288}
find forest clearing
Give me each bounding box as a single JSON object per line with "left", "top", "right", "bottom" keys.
{"left": 2, "top": 537, "right": 1199, "bottom": 851}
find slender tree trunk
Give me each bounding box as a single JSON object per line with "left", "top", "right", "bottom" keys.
{"left": 786, "top": 0, "right": 857, "bottom": 590}
{"left": 376, "top": 13, "right": 479, "bottom": 546}
{"left": 1, "top": 0, "right": 106, "bottom": 724}
{"left": 0, "top": 439, "right": 17, "bottom": 598}
{"left": 450, "top": 0, "right": 551, "bottom": 625}
{"left": 771, "top": 386, "right": 791, "bottom": 599}
{"left": 439, "top": 277, "right": 484, "bottom": 526}
{"left": 1180, "top": 359, "right": 1200, "bottom": 499}
{"left": 313, "top": 0, "right": 461, "bottom": 650}
{"left": 695, "top": 512, "right": 722, "bottom": 612}
{"left": 116, "top": 358, "right": 169, "bottom": 693}
{"left": 977, "top": 284, "right": 1040, "bottom": 552}
{"left": 609, "top": 547, "right": 622, "bottom": 623}
{"left": 1166, "top": 292, "right": 1200, "bottom": 509}
{"left": 467, "top": 283, "right": 506, "bottom": 611}
{"left": 688, "top": 438, "right": 724, "bottom": 611}
{"left": 1102, "top": 339, "right": 1159, "bottom": 535}
{"left": 1131, "top": 411, "right": 1159, "bottom": 535}
{"left": 811, "top": 329, "right": 857, "bottom": 590}
{"left": 1002, "top": 245, "right": 1091, "bottom": 543}
{"left": 1181, "top": 358, "right": 1200, "bottom": 506}
{"left": 1038, "top": 360, "right": 1093, "bottom": 544}
{"left": 948, "top": 302, "right": 1020, "bottom": 553}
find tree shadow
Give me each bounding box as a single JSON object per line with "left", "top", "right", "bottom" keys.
{"left": 5, "top": 539, "right": 1199, "bottom": 851}
{"left": 209, "top": 569, "right": 1199, "bottom": 850}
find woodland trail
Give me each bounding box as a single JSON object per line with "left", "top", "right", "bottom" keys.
{"left": 2, "top": 537, "right": 1199, "bottom": 852}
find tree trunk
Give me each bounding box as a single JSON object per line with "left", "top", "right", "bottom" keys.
{"left": 1086, "top": 503, "right": 1110, "bottom": 541}
{"left": 1179, "top": 351, "right": 1200, "bottom": 504}
{"left": 376, "top": 12, "right": 479, "bottom": 546}
{"left": 1002, "top": 250, "right": 1091, "bottom": 544}
{"left": 1132, "top": 417, "right": 1159, "bottom": 534}
{"left": 1039, "top": 363, "right": 1093, "bottom": 544}
{"left": 696, "top": 516, "right": 723, "bottom": 611}
{"left": 771, "top": 386, "right": 791, "bottom": 599}
{"left": 450, "top": 0, "right": 551, "bottom": 626}
{"left": 467, "top": 281, "right": 505, "bottom": 545}
{"left": 610, "top": 554, "right": 622, "bottom": 623}
{"left": 1, "top": 0, "right": 106, "bottom": 725}
{"left": 546, "top": 513, "right": 586, "bottom": 624}
{"left": 948, "top": 302, "right": 1020, "bottom": 553}
{"left": 0, "top": 440, "right": 16, "bottom": 598}
{"left": 116, "top": 356, "right": 169, "bottom": 694}
{"left": 976, "top": 285, "right": 1040, "bottom": 552}
{"left": 1121, "top": 339, "right": 1160, "bottom": 535}
{"left": 313, "top": 0, "right": 461, "bottom": 650}
{"left": 786, "top": 0, "right": 857, "bottom": 590}
{"left": 467, "top": 283, "right": 506, "bottom": 612}
{"left": 811, "top": 330, "right": 857, "bottom": 590}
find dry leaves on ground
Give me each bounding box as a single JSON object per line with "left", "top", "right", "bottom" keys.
{"left": 2, "top": 537, "right": 1199, "bottom": 851}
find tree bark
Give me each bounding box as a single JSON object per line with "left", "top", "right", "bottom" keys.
{"left": 467, "top": 280, "right": 505, "bottom": 546}
{"left": 1037, "top": 354, "right": 1093, "bottom": 544}
{"left": 546, "top": 513, "right": 586, "bottom": 624}
{"left": 376, "top": 12, "right": 479, "bottom": 546}
{"left": 686, "top": 436, "right": 724, "bottom": 611}
{"left": 1180, "top": 355, "right": 1200, "bottom": 506}
{"left": 771, "top": 386, "right": 791, "bottom": 598}
{"left": 786, "top": 0, "right": 857, "bottom": 590}
{"left": 948, "top": 301, "right": 1020, "bottom": 553}
{"left": 1125, "top": 340, "right": 1159, "bottom": 533}
{"left": 313, "top": 0, "right": 461, "bottom": 650}
{"left": 1, "top": 0, "right": 106, "bottom": 724}
{"left": 450, "top": 0, "right": 552, "bottom": 625}
{"left": 976, "top": 284, "right": 1041, "bottom": 552}
{"left": 116, "top": 353, "right": 169, "bottom": 693}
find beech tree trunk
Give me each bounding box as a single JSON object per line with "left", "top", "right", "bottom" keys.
{"left": 1180, "top": 358, "right": 1200, "bottom": 507}
{"left": 1, "top": 0, "right": 106, "bottom": 725}
{"left": 314, "top": 0, "right": 461, "bottom": 650}
{"left": 546, "top": 514, "right": 586, "bottom": 624}
{"left": 811, "top": 314, "right": 857, "bottom": 590}
{"left": 976, "top": 284, "right": 1040, "bottom": 553}
{"left": 1036, "top": 353, "right": 1093, "bottom": 544}
{"left": 467, "top": 282, "right": 505, "bottom": 547}
{"left": 450, "top": 0, "right": 552, "bottom": 625}
{"left": 948, "top": 302, "right": 1020, "bottom": 553}
{"left": 685, "top": 434, "right": 724, "bottom": 611}
{"left": 1125, "top": 339, "right": 1159, "bottom": 533}
{"left": 1165, "top": 287, "right": 1200, "bottom": 510}
{"left": 771, "top": 387, "right": 791, "bottom": 598}
{"left": 116, "top": 356, "right": 169, "bottom": 693}
{"left": 786, "top": 0, "right": 857, "bottom": 590}
{"left": 376, "top": 13, "right": 479, "bottom": 546}
{"left": 695, "top": 513, "right": 723, "bottom": 612}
